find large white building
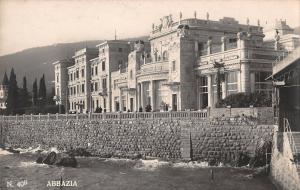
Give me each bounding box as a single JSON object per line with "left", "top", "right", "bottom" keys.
{"left": 54, "top": 14, "right": 300, "bottom": 113}
{"left": 0, "top": 72, "right": 9, "bottom": 110}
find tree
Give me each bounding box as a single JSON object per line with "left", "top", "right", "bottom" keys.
{"left": 2, "top": 72, "right": 9, "bottom": 86}
{"left": 32, "top": 79, "right": 38, "bottom": 106}
{"left": 215, "top": 92, "right": 272, "bottom": 108}
{"left": 38, "top": 74, "right": 47, "bottom": 107}
{"left": 6, "top": 68, "right": 19, "bottom": 114}
{"left": 18, "top": 76, "right": 31, "bottom": 109}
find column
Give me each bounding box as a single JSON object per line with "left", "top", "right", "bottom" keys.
{"left": 237, "top": 32, "right": 247, "bottom": 59}
{"left": 136, "top": 83, "right": 140, "bottom": 111}
{"left": 240, "top": 62, "right": 250, "bottom": 94}
{"left": 195, "top": 41, "right": 199, "bottom": 58}
{"left": 207, "top": 39, "right": 212, "bottom": 55}
{"left": 140, "top": 82, "right": 144, "bottom": 109}
{"left": 222, "top": 73, "right": 227, "bottom": 99}
{"left": 150, "top": 80, "right": 155, "bottom": 111}
{"left": 119, "top": 88, "right": 123, "bottom": 112}
{"left": 221, "top": 36, "right": 227, "bottom": 52}
{"left": 207, "top": 75, "right": 213, "bottom": 107}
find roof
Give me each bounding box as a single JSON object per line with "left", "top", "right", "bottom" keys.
{"left": 273, "top": 46, "right": 300, "bottom": 76}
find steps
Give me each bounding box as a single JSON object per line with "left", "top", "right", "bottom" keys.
{"left": 292, "top": 133, "right": 300, "bottom": 153}
{"left": 291, "top": 132, "right": 300, "bottom": 177}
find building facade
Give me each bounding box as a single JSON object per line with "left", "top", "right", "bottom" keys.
{"left": 0, "top": 73, "right": 9, "bottom": 110}
{"left": 54, "top": 14, "right": 300, "bottom": 113}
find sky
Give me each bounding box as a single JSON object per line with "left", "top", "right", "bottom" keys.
{"left": 0, "top": 0, "right": 299, "bottom": 56}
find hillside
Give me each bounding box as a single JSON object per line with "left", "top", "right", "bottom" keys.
{"left": 0, "top": 36, "right": 148, "bottom": 91}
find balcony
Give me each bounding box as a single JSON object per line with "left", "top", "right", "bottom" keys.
{"left": 98, "top": 88, "right": 108, "bottom": 96}
{"left": 137, "top": 61, "right": 169, "bottom": 75}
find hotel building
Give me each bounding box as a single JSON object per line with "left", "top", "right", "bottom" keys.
{"left": 54, "top": 14, "right": 300, "bottom": 113}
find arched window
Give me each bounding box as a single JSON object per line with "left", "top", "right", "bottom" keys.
{"left": 162, "top": 51, "right": 169, "bottom": 61}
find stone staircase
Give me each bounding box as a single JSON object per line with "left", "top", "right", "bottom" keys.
{"left": 291, "top": 132, "right": 300, "bottom": 176}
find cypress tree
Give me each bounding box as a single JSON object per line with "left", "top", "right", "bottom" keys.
{"left": 32, "top": 79, "right": 38, "bottom": 106}
{"left": 38, "top": 74, "right": 47, "bottom": 106}
{"left": 19, "top": 76, "right": 30, "bottom": 108}
{"left": 2, "top": 72, "right": 9, "bottom": 86}
{"left": 6, "top": 68, "right": 18, "bottom": 114}
{"left": 23, "top": 76, "right": 27, "bottom": 90}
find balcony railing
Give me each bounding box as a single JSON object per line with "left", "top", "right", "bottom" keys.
{"left": 137, "top": 61, "right": 169, "bottom": 75}
{"left": 0, "top": 110, "right": 208, "bottom": 121}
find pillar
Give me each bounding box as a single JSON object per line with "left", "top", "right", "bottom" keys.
{"left": 119, "top": 88, "right": 123, "bottom": 112}
{"left": 140, "top": 82, "right": 144, "bottom": 109}
{"left": 195, "top": 41, "right": 199, "bottom": 58}
{"left": 221, "top": 36, "right": 227, "bottom": 52}
{"left": 207, "top": 74, "right": 213, "bottom": 107}
{"left": 240, "top": 62, "right": 250, "bottom": 94}
{"left": 222, "top": 73, "right": 227, "bottom": 99}
{"left": 237, "top": 32, "right": 247, "bottom": 59}
{"left": 150, "top": 80, "right": 155, "bottom": 111}
{"left": 207, "top": 39, "right": 212, "bottom": 55}
{"left": 136, "top": 83, "right": 140, "bottom": 111}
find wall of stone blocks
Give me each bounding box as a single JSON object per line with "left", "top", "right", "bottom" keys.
{"left": 0, "top": 118, "right": 273, "bottom": 162}
{"left": 187, "top": 119, "right": 273, "bottom": 163}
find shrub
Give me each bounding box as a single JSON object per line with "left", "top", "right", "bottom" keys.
{"left": 215, "top": 92, "right": 271, "bottom": 108}
{"left": 94, "top": 107, "right": 103, "bottom": 113}
{"left": 145, "top": 104, "right": 152, "bottom": 112}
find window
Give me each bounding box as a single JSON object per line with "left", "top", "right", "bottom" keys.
{"left": 102, "top": 78, "right": 107, "bottom": 89}
{"left": 56, "top": 74, "right": 59, "bottom": 83}
{"left": 198, "top": 43, "right": 204, "bottom": 56}
{"left": 254, "top": 72, "right": 272, "bottom": 96}
{"left": 227, "top": 72, "right": 238, "bottom": 95}
{"left": 162, "top": 51, "right": 169, "bottom": 61}
{"left": 172, "top": 61, "right": 176, "bottom": 71}
{"left": 102, "top": 61, "right": 105, "bottom": 71}
{"left": 95, "top": 66, "right": 98, "bottom": 75}
{"left": 198, "top": 76, "right": 208, "bottom": 109}
{"left": 229, "top": 38, "right": 237, "bottom": 43}
{"left": 95, "top": 82, "right": 98, "bottom": 91}
{"left": 103, "top": 98, "right": 106, "bottom": 109}
{"left": 91, "top": 67, "right": 94, "bottom": 76}
{"left": 82, "top": 84, "right": 85, "bottom": 93}
{"left": 91, "top": 83, "right": 94, "bottom": 92}
{"left": 118, "top": 48, "right": 123, "bottom": 52}
{"left": 81, "top": 68, "right": 84, "bottom": 78}
{"left": 130, "top": 70, "right": 133, "bottom": 79}
{"left": 102, "top": 48, "right": 105, "bottom": 53}
{"left": 76, "top": 70, "right": 79, "bottom": 79}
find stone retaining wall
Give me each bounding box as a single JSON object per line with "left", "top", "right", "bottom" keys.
{"left": 0, "top": 118, "right": 274, "bottom": 162}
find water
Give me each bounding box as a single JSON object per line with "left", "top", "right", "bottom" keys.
{"left": 0, "top": 152, "right": 277, "bottom": 190}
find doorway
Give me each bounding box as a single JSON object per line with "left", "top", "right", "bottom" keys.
{"left": 172, "top": 94, "right": 177, "bottom": 111}
{"left": 130, "top": 98, "right": 134, "bottom": 112}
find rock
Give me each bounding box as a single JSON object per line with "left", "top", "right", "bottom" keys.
{"left": 6, "top": 147, "right": 20, "bottom": 154}
{"left": 56, "top": 156, "right": 77, "bottom": 167}
{"left": 235, "top": 152, "right": 250, "bottom": 167}
{"left": 131, "top": 153, "right": 143, "bottom": 160}
{"left": 36, "top": 156, "right": 44, "bottom": 164}
{"left": 43, "top": 152, "right": 57, "bottom": 165}
{"left": 67, "top": 148, "right": 91, "bottom": 157}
